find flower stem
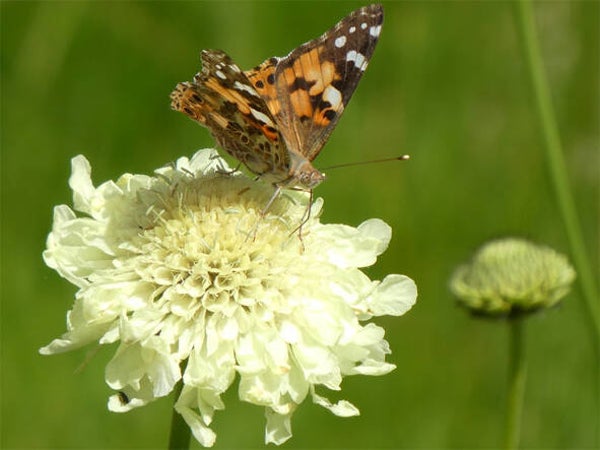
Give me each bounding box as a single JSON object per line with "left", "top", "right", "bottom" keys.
{"left": 505, "top": 318, "right": 527, "bottom": 450}
{"left": 168, "top": 379, "right": 190, "bottom": 450}
{"left": 513, "top": 2, "right": 600, "bottom": 443}
{"left": 514, "top": 0, "right": 600, "bottom": 340}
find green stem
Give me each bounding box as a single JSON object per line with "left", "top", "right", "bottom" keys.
{"left": 514, "top": 0, "right": 600, "bottom": 340}
{"left": 514, "top": 2, "right": 600, "bottom": 444}
{"left": 505, "top": 319, "right": 527, "bottom": 450}
{"left": 168, "top": 379, "right": 191, "bottom": 450}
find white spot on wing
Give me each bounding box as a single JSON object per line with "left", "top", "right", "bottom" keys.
{"left": 322, "top": 85, "right": 342, "bottom": 109}
{"left": 349, "top": 26, "right": 356, "bottom": 33}
{"left": 361, "top": 22, "right": 367, "bottom": 30}
{"left": 346, "top": 50, "right": 367, "bottom": 71}
{"left": 216, "top": 70, "right": 227, "bottom": 80}
{"left": 234, "top": 81, "right": 259, "bottom": 97}
{"left": 334, "top": 36, "right": 346, "bottom": 48}
{"left": 250, "top": 108, "right": 274, "bottom": 126}
{"left": 370, "top": 25, "right": 382, "bottom": 38}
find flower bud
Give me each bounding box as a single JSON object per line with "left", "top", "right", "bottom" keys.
{"left": 450, "top": 238, "right": 575, "bottom": 318}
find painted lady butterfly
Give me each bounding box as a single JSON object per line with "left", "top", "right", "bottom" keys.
{"left": 170, "top": 4, "right": 383, "bottom": 191}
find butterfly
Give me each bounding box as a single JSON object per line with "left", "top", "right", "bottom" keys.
{"left": 170, "top": 4, "right": 383, "bottom": 192}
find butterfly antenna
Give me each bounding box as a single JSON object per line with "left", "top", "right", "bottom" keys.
{"left": 321, "top": 155, "right": 410, "bottom": 171}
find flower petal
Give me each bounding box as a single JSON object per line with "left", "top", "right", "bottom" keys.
{"left": 69, "top": 155, "right": 96, "bottom": 215}
{"left": 105, "top": 341, "right": 181, "bottom": 397}
{"left": 310, "top": 218, "right": 392, "bottom": 269}
{"left": 311, "top": 390, "right": 360, "bottom": 417}
{"left": 265, "top": 408, "right": 293, "bottom": 445}
{"left": 175, "top": 384, "right": 224, "bottom": 447}
{"left": 357, "top": 218, "right": 392, "bottom": 255}
{"left": 366, "top": 274, "right": 417, "bottom": 316}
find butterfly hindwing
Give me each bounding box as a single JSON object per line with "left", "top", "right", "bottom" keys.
{"left": 171, "top": 50, "right": 290, "bottom": 178}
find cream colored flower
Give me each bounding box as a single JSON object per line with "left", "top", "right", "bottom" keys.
{"left": 41, "top": 149, "right": 417, "bottom": 446}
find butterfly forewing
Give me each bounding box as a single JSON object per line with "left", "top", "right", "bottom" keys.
{"left": 252, "top": 4, "right": 384, "bottom": 163}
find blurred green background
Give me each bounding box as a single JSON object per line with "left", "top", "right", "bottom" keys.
{"left": 1, "top": 1, "right": 598, "bottom": 448}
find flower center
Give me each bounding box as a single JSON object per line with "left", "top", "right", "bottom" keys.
{"left": 127, "top": 175, "right": 305, "bottom": 316}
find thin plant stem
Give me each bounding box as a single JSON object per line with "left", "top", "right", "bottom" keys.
{"left": 168, "top": 379, "right": 190, "bottom": 450}
{"left": 513, "top": 1, "right": 600, "bottom": 444}
{"left": 514, "top": 0, "right": 600, "bottom": 340}
{"left": 505, "top": 319, "right": 527, "bottom": 450}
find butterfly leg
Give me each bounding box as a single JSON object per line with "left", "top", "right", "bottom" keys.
{"left": 243, "top": 185, "right": 282, "bottom": 243}
{"left": 261, "top": 185, "right": 282, "bottom": 216}
{"left": 216, "top": 161, "right": 242, "bottom": 177}
{"left": 288, "top": 188, "right": 314, "bottom": 250}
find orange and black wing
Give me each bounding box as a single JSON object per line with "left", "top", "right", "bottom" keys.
{"left": 246, "top": 4, "right": 383, "bottom": 163}
{"left": 171, "top": 50, "right": 290, "bottom": 179}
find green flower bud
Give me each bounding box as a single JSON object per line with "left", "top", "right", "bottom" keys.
{"left": 450, "top": 238, "right": 576, "bottom": 318}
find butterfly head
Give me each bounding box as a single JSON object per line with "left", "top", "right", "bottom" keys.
{"left": 288, "top": 161, "right": 326, "bottom": 190}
